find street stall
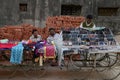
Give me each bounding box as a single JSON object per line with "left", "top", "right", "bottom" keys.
{"left": 61, "top": 27, "right": 120, "bottom": 80}
{"left": 0, "top": 26, "right": 120, "bottom": 80}
{"left": 0, "top": 40, "right": 56, "bottom": 79}
{"left": 0, "top": 24, "right": 56, "bottom": 79}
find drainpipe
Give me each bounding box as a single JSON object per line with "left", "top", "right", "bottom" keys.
{"left": 34, "top": 0, "right": 40, "bottom": 27}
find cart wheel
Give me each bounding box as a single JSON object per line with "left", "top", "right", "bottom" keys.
{"left": 78, "top": 60, "right": 120, "bottom": 80}
{"left": 19, "top": 57, "right": 47, "bottom": 79}
{"left": 69, "top": 54, "right": 82, "bottom": 69}
{"left": 15, "top": 56, "right": 46, "bottom": 78}
{"left": 70, "top": 53, "right": 106, "bottom": 80}
{"left": 63, "top": 54, "right": 81, "bottom": 71}
{"left": 97, "top": 61, "right": 120, "bottom": 80}
{"left": 90, "top": 53, "right": 118, "bottom": 72}
{"left": 95, "top": 53, "right": 111, "bottom": 72}
{"left": 96, "top": 54, "right": 120, "bottom": 80}
{"left": 21, "top": 50, "right": 46, "bottom": 79}
{"left": 22, "top": 64, "right": 46, "bottom": 79}
{"left": 65, "top": 54, "right": 93, "bottom": 80}
{"left": 107, "top": 53, "right": 118, "bottom": 67}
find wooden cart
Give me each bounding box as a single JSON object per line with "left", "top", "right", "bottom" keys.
{"left": 62, "top": 27, "right": 120, "bottom": 80}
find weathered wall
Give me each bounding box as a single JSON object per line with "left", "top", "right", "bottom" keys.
{"left": 0, "top": 0, "right": 36, "bottom": 26}
{"left": 96, "top": 0, "right": 120, "bottom": 33}
{"left": 0, "top": 0, "right": 120, "bottom": 32}
{"left": 0, "top": 0, "right": 19, "bottom": 25}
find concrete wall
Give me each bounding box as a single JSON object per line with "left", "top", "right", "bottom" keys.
{"left": 0, "top": 0, "right": 36, "bottom": 26}
{"left": 0, "top": 0, "right": 19, "bottom": 25}
{"left": 0, "top": 0, "right": 120, "bottom": 32}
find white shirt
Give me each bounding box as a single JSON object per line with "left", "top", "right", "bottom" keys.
{"left": 29, "top": 35, "right": 42, "bottom": 42}
{"left": 47, "top": 33, "right": 63, "bottom": 45}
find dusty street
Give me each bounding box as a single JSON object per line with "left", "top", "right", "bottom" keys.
{"left": 0, "top": 64, "right": 120, "bottom": 80}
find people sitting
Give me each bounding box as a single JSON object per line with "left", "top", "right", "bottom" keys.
{"left": 29, "top": 29, "right": 42, "bottom": 42}
{"left": 29, "top": 29, "right": 42, "bottom": 63}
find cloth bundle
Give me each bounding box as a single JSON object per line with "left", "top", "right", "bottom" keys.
{"left": 10, "top": 43, "right": 24, "bottom": 64}
{"left": 44, "top": 45, "right": 56, "bottom": 59}
{"left": 35, "top": 42, "right": 44, "bottom": 56}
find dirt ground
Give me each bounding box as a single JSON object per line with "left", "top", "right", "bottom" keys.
{"left": 0, "top": 61, "right": 120, "bottom": 80}
{"left": 0, "top": 68, "right": 120, "bottom": 80}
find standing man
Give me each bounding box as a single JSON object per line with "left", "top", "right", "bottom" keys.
{"left": 80, "top": 14, "right": 96, "bottom": 28}
{"left": 47, "top": 28, "right": 63, "bottom": 66}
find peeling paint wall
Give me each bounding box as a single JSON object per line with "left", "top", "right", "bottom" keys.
{"left": 0, "top": 0, "right": 120, "bottom": 32}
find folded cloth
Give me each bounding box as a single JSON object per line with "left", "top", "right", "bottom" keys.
{"left": 35, "top": 42, "right": 44, "bottom": 54}
{"left": 10, "top": 43, "right": 24, "bottom": 64}
{"left": 44, "top": 45, "right": 56, "bottom": 59}
{"left": 0, "top": 39, "right": 9, "bottom": 43}
{"left": 0, "top": 43, "right": 16, "bottom": 49}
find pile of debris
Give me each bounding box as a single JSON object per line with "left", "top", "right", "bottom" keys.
{"left": 0, "top": 16, "right": 85, "bottom": 40}
{"left": 0, "top": 24, "right": 44, "bottom": 40}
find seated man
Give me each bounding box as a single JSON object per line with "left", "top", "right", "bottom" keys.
{"left": 29, "top": 29, "right": 42, "bottom": 63}
{"left": 80, "top": 14, "right": 96, "bottom": 28}
{"left": 29, "top": 29, "right": 42, "bottom": 42}
{"left": 47, "top": 28, "right": 63, "bottom": 66}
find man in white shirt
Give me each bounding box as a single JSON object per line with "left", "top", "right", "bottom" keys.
{"left": 47, "top": 28, "right": 63, "bottom": 66}
{"left": 29, "top": 29, "right": 42, "bottom": 63}
{"left": 29, "top": 29, "right": 42, "bottom": 42}
{"left": 80, "top": 15, "right": 96, "bottom": 28}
